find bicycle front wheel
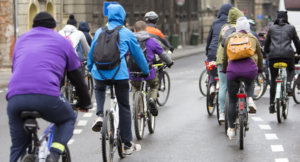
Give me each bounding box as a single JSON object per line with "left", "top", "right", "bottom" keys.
{"left": 199, "top": 69, "right": 208, "bottom": 97}
{"left": 147, "top": 109, "right": 156, "bottom": 133}
{"left": 216, "top": 93, "right": 221, "bottom": 125}
{"left": 253, "top": 73, "right": 266, "bottom": 100}
{"left": 61, "top": 146, "right": 72, "bottom": 162}
{"left": 157, "top": 71, "right": 171, "bottom": 106}
{"left": 102, "top": 111, "right": 114, "bottom": 162}
{"left": 293, "top": 79, "right": 300, "bottom": 104}
{"left": 133, "top": 92, "right": 145, "bottom": 140}
{"left": 206, "top": 85, "right": 216, "bottom": 116}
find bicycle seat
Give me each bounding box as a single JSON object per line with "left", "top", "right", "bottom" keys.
{"left": 235, "top": 78, "right": 252, "bottom": 84}
{"left": 20, "top": 111, "right": 41, "bottom": 119}
{"left": 273, "top": 62, "right": 287, "bottom": 68}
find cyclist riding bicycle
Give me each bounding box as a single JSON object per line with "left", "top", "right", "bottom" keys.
{"left": 7, "top": 12, "right": 92, "bottom": 162}
{"left": 222, "top": 17, "right": 263, "bottom": 139}
{"left": 129, "top": 21, "right": 174, "bottom": 116}
{"left": 264, "top": 11, "right": 300, "bottom": 114}
{"left": 144, "top": 11, "right": 174, "bottom": 53}
{"left": 88, "top": 4, "right": 149, "bottom": 155}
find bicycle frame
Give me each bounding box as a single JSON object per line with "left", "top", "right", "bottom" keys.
{"left": 139, "top": 78, "right": 149, "bottom": 121}
{"left": 39, "top": 123, "right": 55, "bottom": 150}
{"left": 275, "top": 67, "right": 287, "bottom": 101}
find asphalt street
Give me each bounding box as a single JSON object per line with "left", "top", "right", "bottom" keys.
{"left": 1, "top": 53, "right": 300, "bottom": 162}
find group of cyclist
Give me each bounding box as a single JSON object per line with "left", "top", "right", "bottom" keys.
{"left": 206, "top": 4, "right": 300, "bottom": 140}
{"left": 7, "top": 4, "right": 174, "bottom": 162}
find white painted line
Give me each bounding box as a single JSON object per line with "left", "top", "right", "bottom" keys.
{"left": 259, "top": 125, "right": 271, "bottom": 130}
{"left": 0, "top": 90, "right": 3, "bottom": 93}
{"left": 77, "top": 120, "right": 87, "bottom": 126}
{"left": 252, "top": 117, "right": 263, "bottom": 121}
{"left": 271, "top": 145, "right": 284, "bottom": 152}
{"left": 265, "top": 134, "right": 278, "bottom": 140}
{"left": 73, "top": 129, "right": 83, "bottom": 134}
{"left": 68, "top": 139, "right": 74, "bottom": 145}
{"left": 83, "top": 113, "right": 93, "bottom": 117}
{"left": 275, "top": 158, "right": 289, "bottom": 162}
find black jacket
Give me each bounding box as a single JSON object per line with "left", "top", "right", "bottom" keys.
{"left": 205, "top": 4, "right": 233, "bottom": 61}
{"left": 78, "top": 21, "right": 92, "bottom": 46}
{"left": 264, "top": 20, "right": 300, "bottom": 59}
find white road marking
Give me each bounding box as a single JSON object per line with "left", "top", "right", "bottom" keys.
{"left": 93, "top": 103, "right": 97, "bottom": 106}
{"left": 67, "top": 139, "right": 74, "bottom": 145}
{"left": 265, "top": 134, "right": 278, "bottom": 140}
{"left": 0, "top": 90, "right": 3, "bottom": 93}
{"left": 252, "top": 117, "right": 263, "bottom": 121}
{"left": 83, "top": 113, "right": 93, "bottom": 117}
{"left": 275, "top": 158, "right": 289, "bottom": 162}
{"left": 73, "top": 129, "right": 83, "bottom": 134}
{"left": 77, "top": 120, "right": 87, "bottom": 126}
{"left": 271, "top": 145, "right": 284, "bottom": 152}
{"left": 259, "top": 125, "right": 272, "bottom": 130}
{"left": 91, "top": 107, "right": 96, "bottom": 111}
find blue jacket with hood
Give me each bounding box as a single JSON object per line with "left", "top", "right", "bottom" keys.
{"left": 87, "top": 4, "right": 149, "bottom": 80}
{"left": 205, "top": 4, "right": 233, "bottom": 61}
{"left": 79, "top": 21, "right": 92, "bottom": 46}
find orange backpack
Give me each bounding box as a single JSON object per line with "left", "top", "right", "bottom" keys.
{"left": 226, "top": 33, "right": 255, "bottom": 61}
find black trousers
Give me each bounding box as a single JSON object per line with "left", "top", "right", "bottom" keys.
{"left": 269, "top": 58, "right": 295, "bottom": 104}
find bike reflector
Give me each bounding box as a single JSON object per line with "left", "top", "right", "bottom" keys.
{"left": 215, "top": 78, "right": 219, "bottom": 81}
{"left": 237, "top": 94, "right": 246, "bottom": 98}
{"left": 239, "top": 102, "right": 244, "bottom": 110}
{"left": 295, "top": 67, "right": 299, "bottom": 70}
{"left": 275, "top": 80, "right": 283, "bottom": 83}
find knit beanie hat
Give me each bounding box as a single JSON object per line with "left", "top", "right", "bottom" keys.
{"left": 67, "top": 14, "right": 77, "bottom": 28}
{"left": 277, "top": 11, "right": 288, "bottom": 21}
{"left": 32, "top": 12, "right": 56, "bottom": 28}
{"left": 236, "top": 17, "right": 250, "bottom": 33}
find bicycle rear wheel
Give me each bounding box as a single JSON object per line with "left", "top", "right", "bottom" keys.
{"left": 85, "top": 74, "right": 94, "bottom": 98}
{"left": 102, "top": 111, "right": 114, "bottom": 162}
{"left": 216, "top": 93, "right": 221, "bottom": 125}
{"left": 276, "top": 89, "right": 283, "bottom": 123}
{"left": 224, "top": 91, "right": 229, "bottom": 133}
{"left": 133, "top": 92, "right": 145, "bottom": 140}
{"left": 157, "top": 71, "right": 170, "bottom": 106}
{"left": 253, "top": 73, "right": 266, "bottom": 100}
{"left": 199, "top": 69, "right": 208, "bottom": 97}
{"left": 20, "top": 154, "right": 35, "bottom": 162}
{"left": 293, "top": 79, "right": 300, "bottom": 104}
{"left": 61, "top": 146, "right": 71, "bottom": 162}
{"left": 117, "top": 134, "right": 126, "bottom": 158}
{"left": 239, "top": 112, "right": 244, "bottom": 150}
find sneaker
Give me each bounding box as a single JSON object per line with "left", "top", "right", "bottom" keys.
{"left": 148, "top": 98, "right": 158, "bottom": 116}
{"left": 286, "top": 84, "right": 292, "bottom": 95}
{"left": 269, "top": 105, "right": 276, "bottom": 114}
{"left": 227, "top": 128, "right": 235, "bottom": 140}
{"left": 92, "top": 114, "right": 103, "bottom": 132}
{"left": 46, "top": 154, "right": 58, "bottom": 162}
{"left": 210, "top": 85, "right": 216, "bottom": 96}
{"left": 219, "top": 113, "right": 225, "bottom": 122}
{"left": 248, "top": 98, "right": 257, "bottom": 114}
{"left": 124, "top": 142, "right": 141, "bottom": 155}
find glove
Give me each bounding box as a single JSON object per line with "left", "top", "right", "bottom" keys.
{"left": 258, "top": 70, "right": 263, "bottom": 73}
{"left": 170, "top": 46, "right": 174, "bottom": 53}
{"left": 142, "top": 73, "right": 150, "bottom": 78}
{"left": 167, "top": 61, "right": 174, "bottom": 68}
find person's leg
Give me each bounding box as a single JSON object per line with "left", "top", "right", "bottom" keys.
{"left": 147, "top": 75, "right": 159, "bottom": 100}
{"left": 217, "top": 64, "right": 227, "bottom": 113}
{"left": 227, "top": 79, "right": 240, "bottom": 128}
{"left": 94, "top": 79, "right": 107, "bottom": 115}
{"left": 131, "top": 80, "right": 141, "bottom": 104}
{"left": 286, "top": 59, "right": 295, "bottom": 93}
{"left": 269, "top": 60, "right": 278, "bottom": 105}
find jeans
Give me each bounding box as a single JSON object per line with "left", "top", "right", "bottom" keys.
{"left": 217, "top": 64, "right": 227, "bottom": 113}
{"left": 227, "top": 79, "right": 254, "bottom": 128}
{"left": 94, "top": 79, "right": 132, "bottom": 143}
{"left": 7, "top": 94, "right": 76, "bottom": 162}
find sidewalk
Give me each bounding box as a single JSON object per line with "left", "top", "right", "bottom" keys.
{"left": 0, "top": 44, "right": 206, "bottom": 88}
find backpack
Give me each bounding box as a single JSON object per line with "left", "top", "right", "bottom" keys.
{"left": 93, "top": 26, "right": 123, "bottom": 79}
{"left": 128, "top": 38, "right": 151, "bottom": 72}
{"left": 76, "top": 41, "right": 85, "bottom": 62}
{"left": 221, "top": 24, "right": 236, "bottom": 47}
{"left": 226, "top": 33, "right": 255, "bottom": 61}
{"left": 64, "top": 31, "right": 74, "bottom": 46}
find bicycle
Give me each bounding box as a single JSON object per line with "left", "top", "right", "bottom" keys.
{"left": 130, "top": 72, "right": 156, "bottom": 140}
{"left": 155, "top": 63, "right": 171, "bottom": 106}
{"left": 60, "top": 73, "right": 77, "bottom": 116}
{"left": 293, "top": 60, "right": 300, "bottom": 104}
{"left": 274, "top": 62, "right": 289, "bottom": 123}
{"left": 101, "top": 80, "right": 126, "bottom": 162}
{"left": 83, "top": 60, "right": 94, "bottom": 98}
{"left": 207, "top": 76, "right": 222, "bottom": 125}
{"left": 199, "top": 66, "right": 208, "bottom": 97}
{"left": 19, "top": 111, "right": 71, "bottom": 162}
{"left": 253, "top": 73, "right": 266, "bottom": 100}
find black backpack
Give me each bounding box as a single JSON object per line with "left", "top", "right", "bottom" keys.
{"left": 93, "top": 26, "right": 123, "bottom": 79}
{"left": 128, "top": 38, "right": 152, "bottom": 72}
{"left": 221, "top": 24, "right": 236, "bottom": 47}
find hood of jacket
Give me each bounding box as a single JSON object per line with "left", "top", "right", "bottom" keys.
{"left": 62, "top": 24, "right": 78, "bottom": 33}
{"left": 228, "top": 7, "right": 244, "bottom": 25}
{"left": 78, "top": 21, "right": 90, "bottom": 32}
{"left": 134, "top": 31, "right": 151, "bottom": 41}
{"left": 217, "top": 4, "right": 233, "bottom": 18}
{"left": 108, "top": 4, "right": 125, "bottom": 26}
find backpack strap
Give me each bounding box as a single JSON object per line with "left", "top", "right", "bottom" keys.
{"left": 64, "top": 31, "right": 73, "bottom": 36}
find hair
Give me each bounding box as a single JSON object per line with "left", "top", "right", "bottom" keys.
{"left": 134, "top": 21, "right": 147, "bottom": 32}
{"left": 147, "top": 19, "right": 157, "bottom": 24}
{"left": 274, "top": 18, "right": 289, "bottom": 25}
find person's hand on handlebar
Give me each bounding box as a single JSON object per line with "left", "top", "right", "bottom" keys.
{"left": 142, "top": 73, "right": 150, "bottom": 78}
{"left": 170, "top": 46, "right": 174, "bottom": 53}
{"left": 167, "top": 61, "right": 174, "bottom": 68}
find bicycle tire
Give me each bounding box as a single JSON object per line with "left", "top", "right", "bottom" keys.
{"left": 199, "top": 69, "right": 208, "bottom": 97}
{"left": 61, "top": 146, "right": 72, "bottom": 162}
{"left": 147, "top": 109, "right": 156, "bottom": 133}
{"left": 283, "top": 95, "right": 289, "bottom": 119}
{"left": 87, "top": 75, "right": 94, "bottom": 98}
{"left": 216, "top": 93, "right": 221, "bottom": 125}
{"left": 117, "top": 134, "right": 126, "bottom": 158}
{"left": 157, "top": 71, "right": 171, "bottom": 106}
{"left": 20, "top": 154, "right": 35, "bottom": 162}
{"left": 102, "top": 110, "right": 114, "bottom": 162}
{"left": 276, "top": 89, "right": 283, "bottom": 123}
{"left": 293, "top": 80, "right": 300, "bottom": 104}
{"left": 253, "top": 73, "right": 266, "bottom": 100}
{"left": 239, "top": 110, "right": 244, "bottom": 150}
{"left": 206, "top": 84, "right": 216, "bottom": 116}
{"left": 224, "top": 91, "right": 229, "bottom": 133}
{"left": 133, "top": 92, "right": 145, "bottom": 140}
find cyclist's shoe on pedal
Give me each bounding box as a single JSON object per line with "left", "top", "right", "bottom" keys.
{"left": 227, "top": 128, "right": 235, "bottom": 140}
{"left": 124, "top": 142, "right": 141, "bottom": 155}
{"left": 269, "top": 105, "right": 276, "bottom": 114}
{"left": 210, "top": 85, "right": 216, "bottom": 96}
{"left": 287, "top": 84, "right": 292, "bottom": 96}
{"left": 92, "top": 114, "right": 103, "bottom": 132}
{"left": 248, "top": 99, "right": 257, "bottom": 114}
{"left": 46, "top": 154, "right": 58, "bottom": 162}
{"left": 148, "top": 98, "right": 158, "bottom": 116}
{"left": 219, "top": 113, "right": 225, "bottom": 122}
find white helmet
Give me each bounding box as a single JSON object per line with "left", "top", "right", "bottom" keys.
{"left": 144, "top": 11, "right": 159, "bottom": 21}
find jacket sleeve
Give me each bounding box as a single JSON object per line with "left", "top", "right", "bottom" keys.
{"left": 87, "top": 29, "right": 102, "bottom": 72}
{"left": 264, "top": 29, "right": 271, "bottom": 53}
{"left": 256, "top": 38, "right": 264, "bottom": 71}
{"left": 85, "top": 33, "right": 92, "bottom": 46}
{"left": 292, "top": 27, "right": 300, "bottom": 54}
{"left": 222, "top": 36, "right": 230, "bottom": 71}
{"left": 80, "top": 32, "right": 90, "bottom": 58}
{"left": 251, "top": 30, "right": 266, "bottom": 57}
{"left": 128, "top": 33, "right": 150, "bottom": 75}
{"left": 205, "top": 27, "right": 214, "bottom": 55}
